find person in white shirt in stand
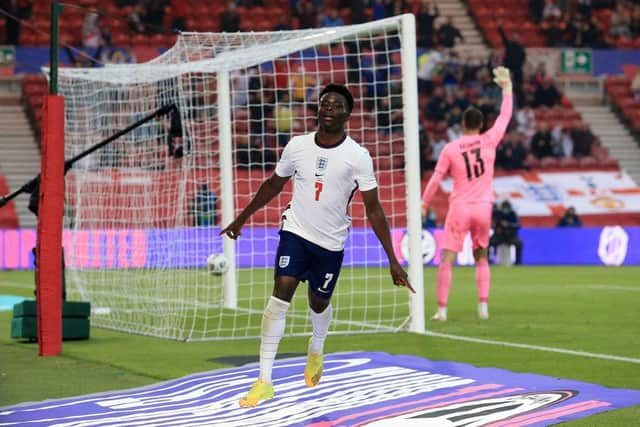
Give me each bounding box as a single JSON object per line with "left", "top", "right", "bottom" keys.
{"left": 221, "top": 83, "right": 414, "bottom": 407}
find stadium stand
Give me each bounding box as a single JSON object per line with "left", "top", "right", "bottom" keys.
{"left": 469, "top": 0, "right": 640, "bottom": 49}
{"left": 606, "top": 73, "right": 640, "bottom": 135}
{"left": 0, "top": 173, "right": 19, "bottom": 229}
{"left": 5, "top": 0, "right": 640, "bottom": 230}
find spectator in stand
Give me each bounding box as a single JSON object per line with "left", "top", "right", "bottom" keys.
{"left": 417, "top": 47, "right": 445, "bottom": 93}
{"left": 2, "top": 0, "right": 31, "bottom": 45}
{"left": 609, "top": 3, "right": 632, "bottom": 38}
{"left": 371, "top": 0, "right": 391, "bottom": 21}
{"left": 446, "top": 104, "right": 463, "bottom": 127}
{"left": 291, "top": 71, "right": 314, "bottom": 103}
{"left": 82, "top": 12, "right": 102, "bottom": 48}
{"left": 530, "top": 0, "right": 545, "bottom": 23}
{"left": 275, "top": 91, "right": 294, "bottom": 146}
{"left": 632, "top": 72, "right": 640, "bottom": 101}
{"left": 453, "top": 86, "right": 470, "bottom": 111}
{"left": 475, "top": 96, "right": 497, "bottom": 127}
{"left": 571, "top": 122, "right": 594, "bottom": 157}
{"left": 273, "top": 15, "right": 292, "bottom": 31}
{"left": 348, "top": 0, "right": 366, "bottom": 24}
{"left": 557, "top": 206, "right": 582, "bottom": 227}
{"left": 237, "top": 0, "right": 263, "bottom": 5}
{"left": 552, "top": 125, "right": 574, "bottom": 157}
{"left": 516, "top": 102, "right": 537, "bottom": 144}
{"left": 437, "top": 16, "right": 464, "bottom": 49}
{"left": 555, "top": 0, "right": 570, "bottom": 15}
{"left": 128, "top": 4, "right": 146, "bottom": 34}
{"left": 447, "top": 122, "right": 463, "bottom": 141}
{"left": 320, "top": 8, "right": 344, "bottom": 27}
{"left": 231, "top": 69, "right": 249, "bottom": 109}
{"left": 422, "top": 206, "right": 438, "bottom": 228}
{"left": 462, "top": 56, "right": 483, "bottom": 86}
{"left": 171, "top": 0, "right": 187, "bottom": 32}
{"left": 295, "top": 0, "right": 317, "bottom": 28}
{"left": 542, "top": 0, "right": 563, "bottom": 21}
{"left": 220, "top": 1, "right": 241, "bottom": 32}
{"left": 478, "top": 68, "right": 502, "bottom": 106}
{"left": 542, "top": 15, "right": 567, "bottom": 47}
{"left": 144, "top": 0, "right": 167, "bottom": 34}
{"left": 416, "top": 0, "right": 439, "bottom": 49}
{"left": 530, "top": 62, "right": 547, "bottom": 89}
{"left": 430, "top": 133, "right": 447, "bottom": 164}
{"left": 487, "top": 49, "right": 502, "bottom": 78}
{"left": 425, "top": 86, "right": 447, "bottom": 121}
{"left": 530, "top": 121, "right": 554, "bottom": 159}
{"left": 190, "top": 184, "right": 218, "bottom": 227}
{"left": 576, "top": 0, "right": 592, "bottom": 20}
{"left": 419, "top": 125, "right": 433, "bottom": 172}
{"left": 497, "top": 23, "right": 526, "bottom": 105}
{"left": 496, "top": 133, "right": 527, "bottom": 170}
{"left": 533, "top": 77, "right": 561, "bottom": 107}
{"left": 489, "top": 200, "right": 523, "bottom": 265}
{"left": 248, "top": 68, "right": 273, "bottom": 143}
{"left": 630, "top": 4, "right": 640, "bottom": 37}
{"left": 391, "top": 0, "right": 411, "bottom": 17}
{"left": 569, "top": 15, "right": 608, "bottom": 48}
{"left": 238, "top": 137, "right": 276, "bottom": 170}
{"left": 377, "top": 97, "right": 403, "bottom": 134}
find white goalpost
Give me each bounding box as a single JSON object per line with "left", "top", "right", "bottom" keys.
{"left": 57, "top": 14, "right": 424, "bottom": 341}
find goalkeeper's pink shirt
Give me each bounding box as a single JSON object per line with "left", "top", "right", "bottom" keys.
{"left": 422, "top": 93, "right": 513, "bottom": 206}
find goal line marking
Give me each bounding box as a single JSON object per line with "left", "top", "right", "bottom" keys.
{"left": 424, "top": 330, "right": 640, "bottom": 364}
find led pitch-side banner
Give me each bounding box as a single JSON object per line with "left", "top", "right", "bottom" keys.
{"left": 0, "top": 226, "right": 638, "bottom": 270}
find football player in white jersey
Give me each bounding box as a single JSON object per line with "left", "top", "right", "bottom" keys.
{"left": 221, "top": 84, "right": 414, "bottom": 407}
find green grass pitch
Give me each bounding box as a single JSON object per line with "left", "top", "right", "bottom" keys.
{"left": 1, "top": 266, "right": 639, "bottom": 426}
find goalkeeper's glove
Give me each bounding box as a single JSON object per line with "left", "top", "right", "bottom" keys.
{"left": 492, "top": 66, "right": 512, "bottom": 93}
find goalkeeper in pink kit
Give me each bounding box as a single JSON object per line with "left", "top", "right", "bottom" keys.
{"left": 421, "top": 66, "right": 513, "bottom": 321}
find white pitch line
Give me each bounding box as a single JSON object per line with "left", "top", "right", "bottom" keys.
{"left": 587, "top": 285, "right": 640, "bottom": 292}
{"left": 424, "top": 330, "right": 640, "bottom": 364}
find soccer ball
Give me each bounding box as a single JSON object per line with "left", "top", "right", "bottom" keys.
{"left": 207, "top": 253, "right": 229, "bottom": 275}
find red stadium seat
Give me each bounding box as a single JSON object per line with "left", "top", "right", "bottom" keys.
{"left": 539, "top": 157, "right": 559, "bottom": 169}
{"left": 577, "top": 156, "right": 597, "bottom": 168}
{"left": 557, "top": 156, "right": 578, "bottom": 168}
{"left": 597, "top": 157, "right": 619, "bottom": 169}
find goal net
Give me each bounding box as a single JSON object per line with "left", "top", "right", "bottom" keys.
{"left": 57, "top": 14, "right": 424, "bottom": 341}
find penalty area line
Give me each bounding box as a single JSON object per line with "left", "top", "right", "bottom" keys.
{"left": 424, "top": 330, "right": 640, "bottom": 364}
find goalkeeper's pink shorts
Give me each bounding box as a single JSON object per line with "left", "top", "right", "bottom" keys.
{"left": 442, "top": 202, "right": 492, "bottom": 252}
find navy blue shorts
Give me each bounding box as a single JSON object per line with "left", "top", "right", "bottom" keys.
{"left": 274, "top": 230, "right": 344, "bottom": 299}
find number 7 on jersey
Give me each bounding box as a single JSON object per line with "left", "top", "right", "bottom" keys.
{"left": 315, "top": 181, "right": 323, "bottom": 201}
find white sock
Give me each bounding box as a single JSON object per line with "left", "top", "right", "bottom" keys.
{"left": 478, "top": 302, "right": 489, "bottom": 317}
{"left": 309, "top": 304, "right": 332, "bottom": 355}
{"left": 438, "top": 307, "right": 447, "bottom": 317}
{"left": 259, "top": 296, "right": 290, "bottom": 383}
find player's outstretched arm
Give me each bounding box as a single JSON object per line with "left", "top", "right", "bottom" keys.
{"left": 361, "top": 188, "right": 415, "bottom": 293}
{"left": 485, "top": 66, "right": 514, "bottom": 144}
{"left": 421, "top": 170, "right": 445, "bottom": 211}
{"left": 220, "top": 173, "right": 289, "bottom": 240}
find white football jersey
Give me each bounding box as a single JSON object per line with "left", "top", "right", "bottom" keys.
{"left": 275, "top": 132, "right": 378, "bottom": 251}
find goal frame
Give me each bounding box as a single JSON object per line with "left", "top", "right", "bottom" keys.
{"left": 55, "top": 14, "right": 426, "bottom": 339}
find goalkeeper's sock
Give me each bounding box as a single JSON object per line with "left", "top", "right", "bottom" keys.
{"left": 437, "top": 261, "right": 453, "bottom": 308}
{"left": 259, "top": 296, "right": 290, "bottom": 383}
{"left": 475, "top": 258, "right": 490, "bottom": 303}
{"left": 309, "top": 304, "right": 332, "bottom": 355}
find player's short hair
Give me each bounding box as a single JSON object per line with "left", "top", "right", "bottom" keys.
{"left": 319, "top": 83, "right": 354, "bottom": 112}
{"left": 462, "top": 106, "right": 483, "bottom": 131}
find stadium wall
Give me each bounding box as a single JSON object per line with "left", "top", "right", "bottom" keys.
{"left": 0, "top": 226, "right": 638, "bottom": 270}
